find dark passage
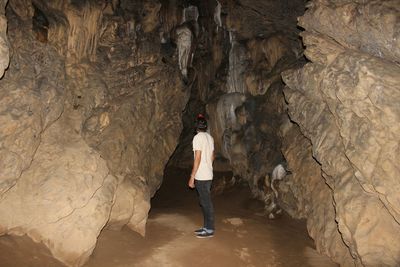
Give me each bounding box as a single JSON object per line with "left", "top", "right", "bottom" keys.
{"left": 89, "top": 167, "right": 337, "bottom": 267}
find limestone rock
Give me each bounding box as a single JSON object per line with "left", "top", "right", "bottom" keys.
{"left": 279, "top": 121, "right": 354, "bottom": 266}
{"left": 9, "top": 0, "right": 34, "bottom": 20}
{"left": 227, "top": 32, "right": 247, "bottom": 94}
{"left": 0, "top": 15, "right": 65, "bottom": 197}
{"left": 282, "top": 0, "right": 400, "bottom": 265}
{"left": 65, "top": 1, "right": 103, "bottom": 62}
{"left": 224, "top": 0, "right": 304, "bottom": 40}
{"left": 107, "top": 177, "right": 150, "bottom": 236}
{"left": 176, "top": 24, "right": 193, "bottom": 78}
{"left": 0, "top": 1, "right": 189, "bottom": 266}
{"left": 299, "top": 0, "right": 400, "bottom": 63}
{"left": 0, "top": 0, "right": 9, "bottom": 77}
{"left": 169, "top": 0, "right": 305, "bottom": 220}
{"left": 0, "top": 116, "right": 118, "bottom": 267}
{"left": 141, "top": 0, "right": 161, "bottom": 33}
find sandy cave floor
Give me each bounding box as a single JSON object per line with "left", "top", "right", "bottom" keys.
{"left": 0, "top": 167, "right": 337, "bottom": 267}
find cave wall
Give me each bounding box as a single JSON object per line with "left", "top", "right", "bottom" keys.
{"left": 0, "top": 0, "right": 9, "bottom": 77}
{"left": 170, "top": 0, "right": 400, "bottom": 266}
{"left": 281, "top": 0, "right": 400, "bottom": 266}
{"left": 0, "top": 0, "right": 189, "bottom": 266}
{"left": 0, "top": 0, "right": 398, "bottom": 266}
{"left": 203, "top": 0, "right": 305, "bottom": 216}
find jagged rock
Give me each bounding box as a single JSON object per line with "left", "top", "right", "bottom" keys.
{"left": 244, "top": 34, "right": 298, "bottom": 96}
{"left": 282, "top": 0, "right": 400, "bottom": 265}
{"left": 159, "top": 1, "right": 182, "bottom": 43}
{"left": 141, "top": 0, "right": 161, "bottom": 33}
{"left": 299, "top": 0, "right": 400, "bottom": 63}
{"left": 107, "top": 177, "right": 150, "bottom": 236}
{"left": 0, "top": 1, "right": 189, "bottom": 266}
{"left": 169, "top": 0, "right": 304, "bottom": 220}
{"left": 0, "top": 16, "right": 65, "bottom": 196}
{"left": 3, "top": 0, "right": 398, "bottom": 266}
{"left": 207, "top": 92, "right": 246, "bottom": 159}
{"left": 9, "top": 0, "right": 34, "bottom": 20}
{"left": 224, "top": 0, "right": 304, "bottom": 40}
{"left": 279, "top": 121, "right": 354, "bottom": 266}
{"left": 0, "top": 0, "right": 9, "bottom": 77}
{"left": 65, "top": 1, "right": 104, "bottom": 62}
{"left": 0, "top": 114, "right": 118, "bottom": 267}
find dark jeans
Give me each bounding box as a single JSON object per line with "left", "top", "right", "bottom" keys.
{"left": 195, "top": 180, "right": 214, "bottom": 231}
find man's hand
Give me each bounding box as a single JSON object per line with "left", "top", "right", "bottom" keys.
{"left": 188, "top": 150, "right": 201, "bottom": 189}
{"left": 188, "top": 176, "right": 195, "bottom": 188}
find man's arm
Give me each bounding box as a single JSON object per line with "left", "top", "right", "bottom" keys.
{"left": 188, "top": 150, "right": 201, "bottom": 188}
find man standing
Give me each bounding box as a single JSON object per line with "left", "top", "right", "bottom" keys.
{"left": 188, "top": 114, "right": 215, "bottom": 238}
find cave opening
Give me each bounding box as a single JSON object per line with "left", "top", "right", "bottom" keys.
{"left": 0, "top": 0, "right": 399, "bottom": 266}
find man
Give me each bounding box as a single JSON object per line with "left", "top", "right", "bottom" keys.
{"left": 188, "top": 114, "right": 215, "bottom": 238}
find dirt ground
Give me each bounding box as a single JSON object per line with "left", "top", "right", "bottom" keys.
{"left": 0, "top": 167, "right": 337, "bottom": 267}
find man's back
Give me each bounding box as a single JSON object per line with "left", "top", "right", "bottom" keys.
{"left": 192, "top": 131, "right": 214, "bottom": 181}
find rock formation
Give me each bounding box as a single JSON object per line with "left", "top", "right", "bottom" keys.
{"left": 0, "top": 0, "right": 188, "bottom": 266}
{"left": 0, "top": 0, "right": 399, "bottom": 266}
{"left": 172, "top": 0, "right": 400, "bottom": 266}
{"left": 0, "top": 0, "right": 9, "bottom": 77}
{"left": 202, "top": 0, "right": 304, "bottom": 218}
{"left": 281, "top": 0, "right": 400, "bottom": 265}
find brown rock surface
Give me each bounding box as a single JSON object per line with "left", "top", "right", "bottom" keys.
{"left": 0, "top": 114, "right": 118, "bottom": 267}
{"left": 1, "top": 0, "right": 398, "bottom": 266}
{"left": 0, "top": 1, "right": 189, "bottom": 266}
{"left": 279, "top": 121, "right": 354, "bottom": 266}
{"left": 0, "top": 0, "right": 9, "bottom": 77}
{"left": 197, "top": 0, "right": 304, "bottom": 219}
{"left": 282, "top": 0, "right": 400, "bottom": 265}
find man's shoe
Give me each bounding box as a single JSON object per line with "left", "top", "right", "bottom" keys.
{"left": 194, "top": 228, "right": 205, "bottom": 234}
{"left": 196, "top": 230, "right": 214, "bottom": 238}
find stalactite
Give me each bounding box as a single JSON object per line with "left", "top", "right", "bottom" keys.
{"left": 175, "top": 24, "right": 193, "bottom": 78}
{"left": 214, "top": 0, "right": 222, "bottom": 28}
{"left": 66, "top": 1, "right": 103, "bottom": 62}
{"left": 227, "top": 31, "right": 247, "bottom": 94}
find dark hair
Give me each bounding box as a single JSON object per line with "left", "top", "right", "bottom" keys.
{"left": 195, "top": 114, "right": 208, "bottom": 131}
{"left": 196, "top": 118, "right": 207, "bottom": 131}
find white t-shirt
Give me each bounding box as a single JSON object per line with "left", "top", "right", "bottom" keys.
{"left": 192, "top": 132, "right": 214, "bottom": 180}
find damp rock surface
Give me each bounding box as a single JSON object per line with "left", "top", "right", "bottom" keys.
{"left": 282, "top": 0, "right": 400, "bottom": 265}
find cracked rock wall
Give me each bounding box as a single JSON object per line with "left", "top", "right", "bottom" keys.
{"left": 0, "top": 0, "right": 9, "bottom": 77}
{"left": 0, "top": 0, "right": 188, "bottom": 266}
{"left": 201, "top": 0, "right": 304, "bottom": 217}
{"left": 282, "top": 0, "right": 400, "bottom": 265}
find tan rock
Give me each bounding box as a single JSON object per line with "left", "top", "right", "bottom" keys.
{"left": 142, "top": 0, "right": 161, "bottom": 33}
{"left": 107, "top": 177, "right": 150, "bottom": 236}
{"left": 299, "top": 0, "right": 400, "bottom": 62}
{"left": 279, "top": 121, "right": 354, "bottom": 265}
{"left": 282, "top": 1, "right": 400, "bottom": 265}
{"left": 0, "top": 2, "right": 189, "bottom": 266}
{"left": 0, "top": 0, "right": 9, "bottom": 77}
{"left": 0, "top": 115, "right": 118, "bottom": 267}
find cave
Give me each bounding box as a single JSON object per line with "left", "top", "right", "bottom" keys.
{"left": 0, "top": 0, "right": 399, "bottom": 266}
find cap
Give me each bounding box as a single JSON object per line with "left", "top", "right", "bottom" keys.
{"left": 197, "top": 113, "right": 205, "bottom": 119}
{"left": 195, "top": 114, "right": 207, "bottom": 130}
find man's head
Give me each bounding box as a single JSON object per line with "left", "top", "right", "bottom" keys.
{"left": 195, "top": 113, "right": 207, "bottom": 132}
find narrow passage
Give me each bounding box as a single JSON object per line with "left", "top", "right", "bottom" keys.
{"left": 0, "top": 167, "right": 338, "bottom": 267}
{"left": 88, "top": 167, "right": 337, "bottom": 267}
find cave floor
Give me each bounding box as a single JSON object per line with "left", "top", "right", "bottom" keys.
{"left": 0, "top": 167, "right": 337, "bottom": 267}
